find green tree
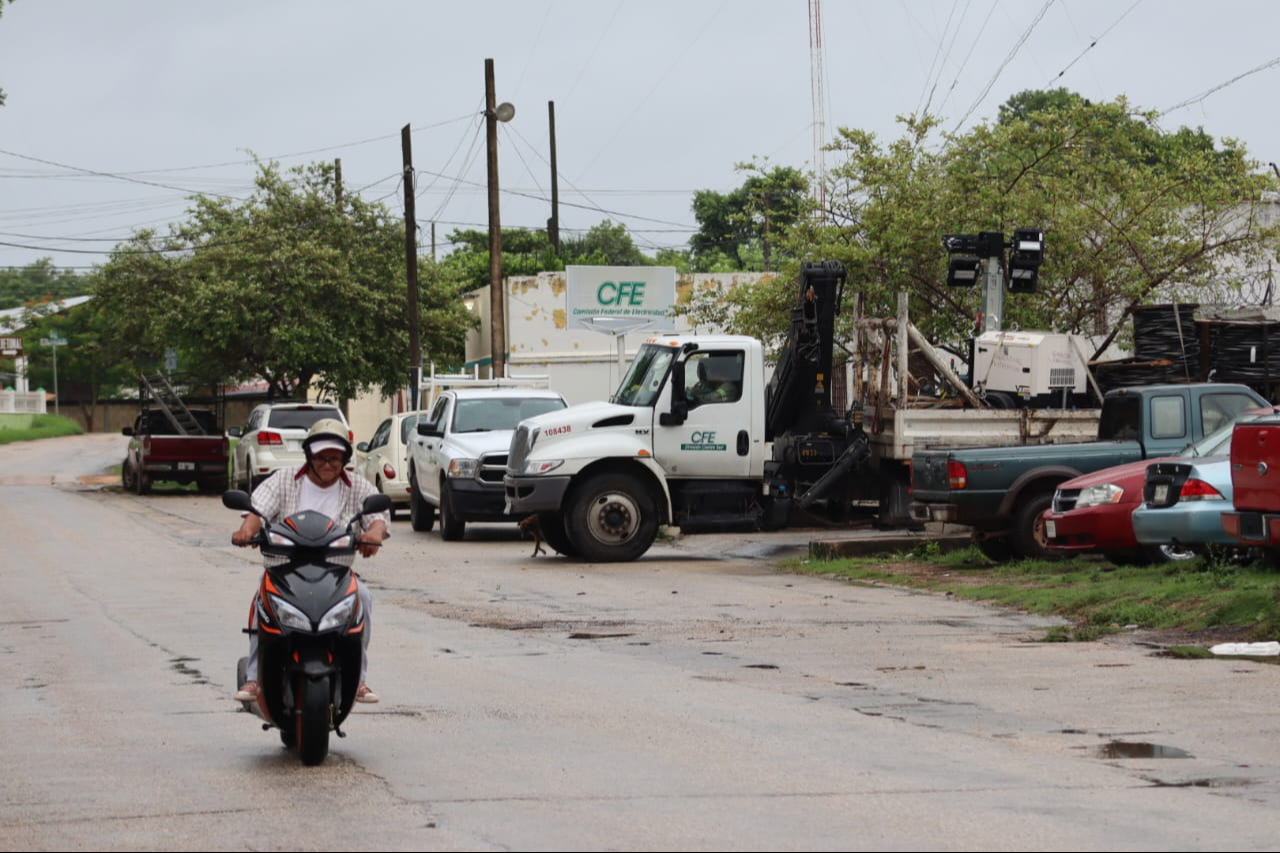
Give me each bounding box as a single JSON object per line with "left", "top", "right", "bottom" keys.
{"left": 93, "top": 160, "right": 473, "bottom": 400}
{"left": 689, "top": 164, "right": 809, "bottom": 272}
{"left": 441, "top": 219, "right": 653, "bottom": 295}
{"left": 688, "top": 97, "right": 1276, "bottom": 352}
{"left": 0, "top": 259, "right": 88, "bottom": 310}
{"left": 17, "top": 295, "right": 135, "bottom": 430}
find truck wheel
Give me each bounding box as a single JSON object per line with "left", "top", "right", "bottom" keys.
{"left": 1143, "top": 544, "right": 1196, "bottom": 564}
{"left": 564, "top": 471, "right": 659, "bottom": 563}
{"left": 409, "top": 473, "right": 435, "bottom": 532}
{"left": 439, "top": 482, "right": 465, "bottom": 541}
{"left": 537, "top": 511, "right": 579, "bottom": 557}
{"left": 121, "top": 459, "right": 135, "bottom": 491}
{"left": 1009, "top": 492, "right": 1061, "bottom": 561}
{"left": 135, "top": 468, "right": 152, "bottom": 496}
{"left": 975, "top": 536, "right": 1014, "bottom": 563}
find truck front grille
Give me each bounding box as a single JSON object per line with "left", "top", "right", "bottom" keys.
{"left": 480, "top": 453, "right": 508, "bottom": 483}
{"left": 507, "top": 426, "right": 530, "bottom": 475}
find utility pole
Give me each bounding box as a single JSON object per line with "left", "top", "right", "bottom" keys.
{"left": 547, "top": 100, "right": 560, "bottom": 255}
{"left": 402, "top": 125, "right": 422, "bottom": 410}
{"left": 334, "top": 157, "right": 342, "bottom": 208}
{"left": 485, "top": 58, "right": 508, "bottom": 380}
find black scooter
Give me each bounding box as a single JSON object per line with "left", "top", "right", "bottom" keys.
{"left": 224, "top": 489, "right": 391, "bottom": 766}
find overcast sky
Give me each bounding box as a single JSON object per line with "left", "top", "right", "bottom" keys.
{"left": 2, "top": 0, "right": 1279, "bottom": 272}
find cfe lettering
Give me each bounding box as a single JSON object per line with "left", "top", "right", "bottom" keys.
{"left": 597, "top": 280, "right": 646, "bottom": 306}
{"left": 680, "top": 430, "right": 727, "bottom": 451}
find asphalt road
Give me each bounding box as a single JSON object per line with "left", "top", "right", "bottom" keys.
{"left": 2, "top": 433, "right": 1279, "bottom": 851}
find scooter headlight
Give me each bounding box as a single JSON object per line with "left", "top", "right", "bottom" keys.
{"left": 329, "top": 535, "right": 353, "bottom": 549}
{"left": 269, "top": 595, "right": 311, "bottom": 631}
{"left": 266, "top": 532, "right": 295, "bottom": 547}
{"left": 317, "top": 593, "right": 358, "bottom": 632}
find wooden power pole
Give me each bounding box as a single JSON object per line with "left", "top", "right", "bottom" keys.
{"left": 485, "top": 58, "right": 506, "bottom": 380}
{"left": 402, "top": 125, "right": 422, "bottom": 409}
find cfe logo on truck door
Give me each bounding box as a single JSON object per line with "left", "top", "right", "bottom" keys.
{"left": 681, "top": 430, "right": 726, "bottom": 451}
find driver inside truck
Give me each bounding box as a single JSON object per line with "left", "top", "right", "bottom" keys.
{"left": 688, "top": 355, "right": 742, "bottom": 405}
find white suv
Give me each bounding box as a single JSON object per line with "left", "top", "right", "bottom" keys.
{"left": 407, "top": 389, "right": 566, "bottom": 540}
{"left": 229, "top": 402, "right": 351, "bottom": 491}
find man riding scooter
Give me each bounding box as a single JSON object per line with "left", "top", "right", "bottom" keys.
{"left": 231, "top": 418, "right": 390, "bottom": 704}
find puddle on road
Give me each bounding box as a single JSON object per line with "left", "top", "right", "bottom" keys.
{"left": 1097, "top": 741, "right": 1193, "bottom": 759}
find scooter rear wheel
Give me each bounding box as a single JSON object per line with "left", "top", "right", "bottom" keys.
{"left": 297, "top": 675, "right": 331, "bottom": 766}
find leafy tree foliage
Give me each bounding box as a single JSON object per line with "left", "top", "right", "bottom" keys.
{"left": 688, "top": 164, "right": 809, "bottom": 272}
{"left": 14, "top": 296, "right": 135, "bottom": 429}
{"left": 441, "top": 219, "right": 653, "bottom": 294}
{"left": 92, "top": 161, "right": 473, "bottom": 400}
{"left": 0, "top": 259, "right": 88, "bottom": 310}
{"left": 684, "top": 93, "right": 1277, "bottom": 354}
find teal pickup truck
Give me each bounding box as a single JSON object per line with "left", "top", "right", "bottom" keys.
{"left": 908, "top": 383, "right": 1268, "bottom": 561}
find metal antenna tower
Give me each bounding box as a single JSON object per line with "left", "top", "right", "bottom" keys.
{"left": 809, "top": 0, "right": 828, "bottom": 221}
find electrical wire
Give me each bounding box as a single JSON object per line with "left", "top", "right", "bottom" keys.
{"left": 1045, "top": 0, "right": 1141, "bottom": 87}
{"left": 952, "top": 0, "right": 1056, "bottom": 132}
{"left": 1162, "top": 53, "right": 1280, "bottom": 115}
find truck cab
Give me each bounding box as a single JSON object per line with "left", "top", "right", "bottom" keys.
{"left": 505, "top": 334, "right": 777, "bottom": 561}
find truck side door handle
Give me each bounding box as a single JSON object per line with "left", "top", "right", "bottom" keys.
{"left": 737, "top": 430, "right": 749, "bottom": 456}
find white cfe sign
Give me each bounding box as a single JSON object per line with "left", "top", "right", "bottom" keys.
{"left": 565, "top": 265, "right": 676, "bottom": 330}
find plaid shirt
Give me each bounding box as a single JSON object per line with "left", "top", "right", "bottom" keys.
{"left": 252, "top": 465, "right": 391, "bottom": 566}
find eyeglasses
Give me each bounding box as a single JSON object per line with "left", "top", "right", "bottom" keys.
{"left": 313, "top": 455, "right": 345, "bottom": 467}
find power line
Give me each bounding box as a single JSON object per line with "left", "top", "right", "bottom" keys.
{"left": 1162, "top": 53, "right": 1280, "bottom": 116}
{"left": 1045, "top": 0, "right": 1141, "bottom": 87}
{"left": 952, "top": 0, "right": 1056, "bottom": 132}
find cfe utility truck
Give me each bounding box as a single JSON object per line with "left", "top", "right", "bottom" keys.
{"left": 503, "top": 261, "right": 1102, "bottom": 562}
{"left": 503, "top": 261, "right": 867, "bottom": 562}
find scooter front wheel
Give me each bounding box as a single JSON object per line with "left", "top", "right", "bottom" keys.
{"left": 297, "top": 675, "right": 331, "bottom": 766}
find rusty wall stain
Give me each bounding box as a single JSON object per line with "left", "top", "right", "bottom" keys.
{"left": 552, "top": 308, "right": 566, "bottom": 329}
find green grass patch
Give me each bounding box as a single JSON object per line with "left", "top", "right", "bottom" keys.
{"left": 0, "top": 414, "right": 84, "bottom": 444}
{"left": 791, "top": 546, "right": 1280, "bottom": 642}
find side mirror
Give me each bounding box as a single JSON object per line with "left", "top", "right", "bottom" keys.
{"left": 122, "top": 426, "right": 134, "bottom": 437}
{"left": 362, "top": 493, "right": 393, "bottom": 515}
{"left": 660, "top": 362, "right": 689, "bottom": 426}
{"left": 222, "top": 489, "right": 254, "bottom": 512}
{"left": 227, "top": 426, "right": 243, "bottom": 438}
{"left": 417, "top": 423, "right": 442, "bottom": 438}
{"left": 356, "top": 441, "right": 370, "bottom": 452}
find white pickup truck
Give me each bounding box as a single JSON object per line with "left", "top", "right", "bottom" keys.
{"left": 406, "top": 385, "right": 567, "bottom": 540}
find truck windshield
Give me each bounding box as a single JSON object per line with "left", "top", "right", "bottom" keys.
{"left": 612, "top": 344, "right": 676, "bottom": 408}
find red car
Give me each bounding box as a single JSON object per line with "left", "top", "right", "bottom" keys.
{"left": 1044, "top": 406, "right": 1279, "bottom": 564}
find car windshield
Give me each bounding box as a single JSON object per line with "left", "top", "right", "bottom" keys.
{"left": 451, "top": 397, "right": 565, "bottom": 433}
{"left": 611, "top": 344, "right": 676, "bottom": 407}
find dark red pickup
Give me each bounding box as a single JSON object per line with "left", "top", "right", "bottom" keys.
{"left": 122, "top": 408, "right": 229, "bottom": 495}
{"left": 1222, "top": 416, "right": 1280, "bottom": 544}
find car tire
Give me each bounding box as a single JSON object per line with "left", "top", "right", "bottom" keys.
{"left": 439, "top": 482, "right": 465, "bottom": 541}
{"left": 134, "top": 466, "right": 152, "bottom": 496}
{"left": 409, "top": 472, "right": 435, "bottom": 532}
{"left": 563, "top": 471, "right": 659, "bottom": 563}
{"left": 121, "top": 458, "right": 135, "bottom": 491}
{"left": 1009, "top": 491, "right": 1061, "bottom": 561}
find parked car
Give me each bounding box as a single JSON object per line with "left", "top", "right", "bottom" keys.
{"left": 407, "top": 388, "right": 567, "bottom": 540}
{"left": 122, "top": 408, "right": 229, "bottom": 495}
{"left": 355, "top": 412, "right": 422, "bottom": 517}
{"left": 1044, "top": 406, "right": 1277, "bottom": 565}
{"left": 228, "top": 402, "right": 351, "bottom": 491}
